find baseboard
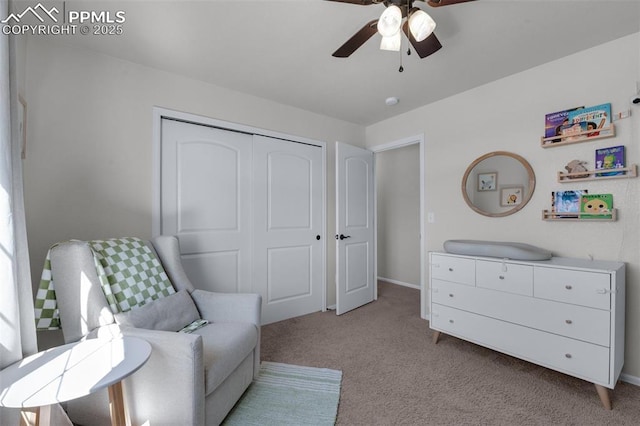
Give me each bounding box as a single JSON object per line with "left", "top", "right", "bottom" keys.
{"left": 620, "top": 372, "right": 640, "bottom": 386}
{"left": 378, "top": 277, "right": 420, "bottom": 290}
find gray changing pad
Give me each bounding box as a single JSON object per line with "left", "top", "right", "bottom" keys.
{"left": 443, "top": 240, "right": 552, "bottom": 261}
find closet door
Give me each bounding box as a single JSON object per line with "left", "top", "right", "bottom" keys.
{"left": 161, "top": 119, "right": 253, "bottom": 293}
{"left": 252, "top": 135, "right": 324, "bottom": 324}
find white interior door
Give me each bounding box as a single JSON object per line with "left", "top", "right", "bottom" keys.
{"left": 336, "top": 142, "right": 375, "bottom": 315}
{"left": 253, "top": 135, "right": 324, "bottom": 324}
{"left": 161, "top": 119, "right": 252, "bottom": 293}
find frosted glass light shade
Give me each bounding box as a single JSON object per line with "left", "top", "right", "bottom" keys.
{"left": 408, "top": 10, "right": 436, "bottom": 42}
{"left": 380, "top": 31, "right": 401, "bottom": 51}
{"left": 377, "top": 5, "right": 402, "bottom": 37}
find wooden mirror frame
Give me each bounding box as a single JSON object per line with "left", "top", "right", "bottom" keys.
{"left": 461, "top": 151, "right": 536, "bottom": 217}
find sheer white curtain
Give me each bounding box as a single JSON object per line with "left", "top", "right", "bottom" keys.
{"left": 0, "top": 0, "right": 37, "bottom": 370}
{"left": 0, "top": 0, "right": 38, "bottom": 422}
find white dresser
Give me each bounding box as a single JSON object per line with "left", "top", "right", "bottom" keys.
{"left": 429, "top": 252, "right": 625, "bottom": 409}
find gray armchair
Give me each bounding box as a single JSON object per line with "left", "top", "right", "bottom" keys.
{"left": 48, "top": 235, "right": 261, "bottom": 426}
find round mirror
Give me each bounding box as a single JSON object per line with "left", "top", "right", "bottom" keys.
{"left": 462, "top": 151, "right": 535, "bottom": 217}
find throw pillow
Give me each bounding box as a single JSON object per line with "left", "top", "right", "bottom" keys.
{"left": 114, "top": 289, "right": 201, "bottom": 332}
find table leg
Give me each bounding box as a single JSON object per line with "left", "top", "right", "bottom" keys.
{"left": 25, "top": 405, "right": 51, "bottom": 426}
{"left": 594, "top": 384, "right": 612, "bottom": 410}
{"left": 108, "top": 381, "right": 130, "bottom": 426}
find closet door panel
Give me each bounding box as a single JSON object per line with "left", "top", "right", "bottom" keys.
{"left": 161, "top": 119, "right": 252, "bottom": 293}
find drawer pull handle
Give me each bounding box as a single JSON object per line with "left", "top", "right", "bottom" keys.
{"left": 565, "top": 319, "right": 573, "bottom": 325}
{"left": 448, "top": 293, "right": 454, "bottom": 298}
{"left": 565, "top": 353, "right": 572, "bottom": 359}
{"left": 499, "top": 275, "right": 505, "bottom": 280}
{"left": 448, "top": 268, "right": 453, "bottom": 272}
{"left": 449, "top": 319, "right": 454, "bottom": 324}
{"left": 565, "top": 285, "right": 573, "bottom": 290}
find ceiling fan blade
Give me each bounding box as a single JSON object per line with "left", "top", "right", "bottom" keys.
{"left": 324, "top": 0, "right": 377, "bottom": 5}
{"left": 403, "top": 22, "right": 442, "bottom": 58}
{"left": 332, "top": 19, "right": 378, "bottom": 58}
{"left": 427, "top": 0, "right": 475, "bottom": 7}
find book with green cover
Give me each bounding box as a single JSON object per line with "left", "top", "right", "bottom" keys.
{"left": 580, "top": 194, "right": 613, "bottom": 219}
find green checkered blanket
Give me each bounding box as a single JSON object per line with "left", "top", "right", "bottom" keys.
{"left": 35, "top": 237, "right": 176, "bottom": 330}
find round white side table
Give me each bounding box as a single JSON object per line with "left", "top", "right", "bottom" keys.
{"left": 0, "top": 336, "right": 151, "bottom": 426}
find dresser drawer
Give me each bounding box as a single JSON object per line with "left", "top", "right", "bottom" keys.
{"left": 534, "top": 267, "right": 611, "bottom": 310}
{"left": 431, "top": 280, "right": 610, "bottom": 346}
{"left": 430, "top": 304, "right": 611, "bottom": 385}
{"left": 431, "top": 254, "right": 475, "bottom": 286}
{"left": 476, "top": 260, "right": 533, "bottom": 296}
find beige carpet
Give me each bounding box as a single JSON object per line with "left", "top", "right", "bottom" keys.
{"left": 261, "top": 281, "right": 640, "bottom": 425}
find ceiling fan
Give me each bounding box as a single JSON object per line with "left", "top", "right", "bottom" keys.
{"left": 326, "top": 0, "right": 475, "bottom": 59}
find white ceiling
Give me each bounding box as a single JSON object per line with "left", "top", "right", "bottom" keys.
{"left": 54, "top": 0, "right": 640, "bottom": 126}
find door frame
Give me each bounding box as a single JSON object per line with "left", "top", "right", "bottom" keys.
{"left": 152, "top": 106, "right": 328, "bottom": 312}
{"left": 370, "top": 134, "right": 427, "bottom": 319}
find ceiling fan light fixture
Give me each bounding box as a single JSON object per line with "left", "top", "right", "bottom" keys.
{"left": 408, "top": 9, "right": 436, "bottom": 42}
{"left": 377, "top": 5, "right": 402, "bottom": 37}
{"left": 380, "top": 31, "right": 402, "bottom": 51}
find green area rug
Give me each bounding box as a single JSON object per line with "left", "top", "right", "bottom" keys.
{"left": 223, "top": 362, "right": 342, "bottom": 425}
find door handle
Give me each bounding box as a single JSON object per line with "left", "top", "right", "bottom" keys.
{"left": 335, "top": 234, "right": 351, "bottom": 240}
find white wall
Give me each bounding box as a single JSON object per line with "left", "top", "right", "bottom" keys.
{"left": 376, "top": 144, "right": 420, "bottom": 286}
{"left": 366, "top": 33, "right": 640, "bottom": 379}
{"left": 23, "top": 38, "right": 365, "bottom": 320}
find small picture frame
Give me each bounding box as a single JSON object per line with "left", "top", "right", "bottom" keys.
{"left": 477, "top": 172, "right": 497, "bottom": 191}
{"left": 500, "top": 186, "right": 524, "bottom": 207}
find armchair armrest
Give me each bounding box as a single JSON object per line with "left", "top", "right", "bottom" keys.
{"left": 86, "top": 324, "right": 205, "bottom": 426}
{"left": 190, "top": 290, "right": 261, "bottom": 326}
{"left": 190, "top": 290, "right": 262, "bottom": 376}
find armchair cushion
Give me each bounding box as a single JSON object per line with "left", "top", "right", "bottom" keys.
{"left": 114, "top": 289, "right": 201, "bottom": 332}
{"left": 193, "top": 322, "right": 259, "bottom": 393}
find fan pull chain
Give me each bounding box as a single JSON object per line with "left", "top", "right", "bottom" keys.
{"left": 406, "top": 0, "right": 411, "bottom": 57}
{"left": 398, "top": 31, "right": 404, "bottom": 72}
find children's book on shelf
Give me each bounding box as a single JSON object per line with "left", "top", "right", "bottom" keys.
{"left": 595, "top": 145, "right": 625, "bottom": 177}
{"left": 580, "top": 194, "right": 613, "bottom": 219}
{"left": 552, "top": 190, "right": 587, "bottom": 217}
{"left": 567, "top": 103, "right": 612, "bottom": 138}
{"left": 544, "top": 106, "right": 583, "bottom": 143}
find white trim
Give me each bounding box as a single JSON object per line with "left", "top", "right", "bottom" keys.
{"left": 378, "top": 277, "right": 420, "bottom": 290}
{"left": 151, "top": 110, "right": 162, "bottom": 237}
{"left": 371, "top": 135, "right": 422, "bottom": 153}
{"left": 321, "top": 138, "right": 327, "bottom": 312}
{"left": 370, "top": 134, "right": 426, "bottom": 319}
{"left": 151, "top": 106, "right": 328, "bottom": 311}
{"left": 620, "top": 373, "right": 640, "bottom": 387}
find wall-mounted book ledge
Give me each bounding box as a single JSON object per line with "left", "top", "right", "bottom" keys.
{"left": 542, "top": 209, "right": 618, "bottom": 221}
{"left": 557, "top": 164, "right": 637, "bottom": 183}
{"left": 540, "top": 124, "right": 615, "bottom": 148}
